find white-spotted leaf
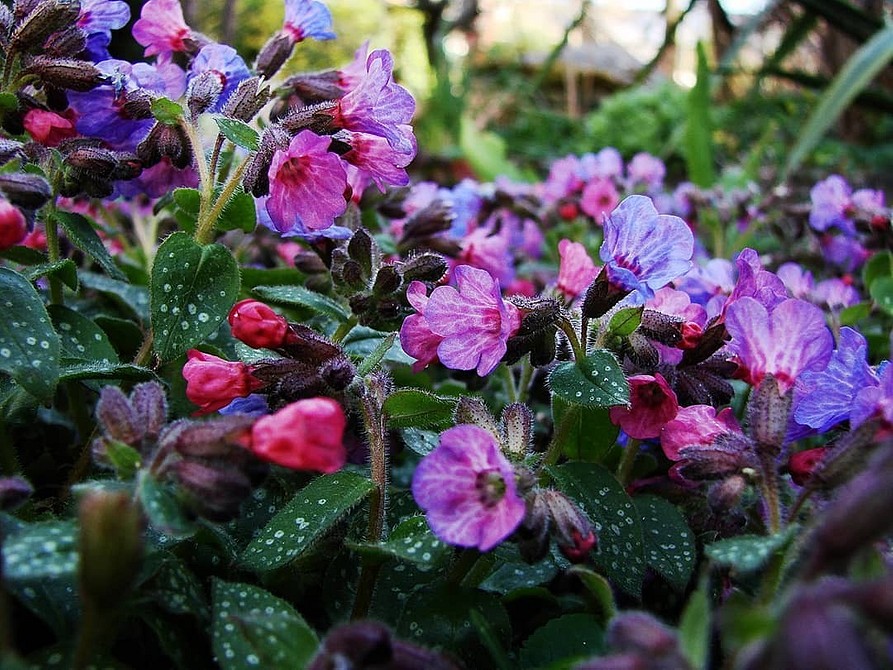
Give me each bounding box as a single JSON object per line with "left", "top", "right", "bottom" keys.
{"left": 633, "top": 495, "right": 696, "bottom": 591}
{"left": 2, "top": 520, "right": 78, "bottom": 581}
{"left": 705, "top": 526, "right": 797, "bottom": 573}
{"left": 549, "top": 349, "right": 629, "bottom": 408}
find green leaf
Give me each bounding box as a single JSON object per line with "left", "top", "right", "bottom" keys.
{"left": 519, "top": 613, "right": 605, "bottom": 669}
{"left": 240, "top": 471, "right": 375, "bottom": 571}
{"left": 349, "top": 515, "right": 449, "bottom": 568}
{"left": 1, "top": 245, "right": 47, "bottom": 265}
{"left": 2, "top": 521, "right": 78, "bottom": 581}
{"left": 251, "top": 285, "right": 350, "bottom": 322}
{"left": 400, "top": 428, "right": 440, "bottom": 456}
{"left": 679, "top": 579, "right": 710, "bottom": 670}
{"left": 552, "top": 395, "right": 619, "bottom": 463}
{"left": 781, "top": 23, "right": 893, "bottom": 181}
{"left": 549, "top": 349, "right": 629, "bottom": 408}
{"left": 548, "top": 462, "right": 646, "bottom": 596}
{"left": 49, "top": 305, "right": 118, "bottom": 363}
{"left": 633, "top": 495, "right": 696, "bottom": 591}
{"left": 25, "top": 259, "right": 78, "bottom": 291}
{"left": 567, "top": 566, "right": 616, "bottom": 625}
{"left": 104, "top": 440, "right": 142, "bottom": 480}
{"left": 79, "top": 271, "right": 150, "bottom": 322}
{"left": 706, "top": 527, "right": 797, "bottom": 573}
{"left": 148, "top": 557, "right": 209, "bottom": 618}
{"left": 343, "top": 326, "right": 414, "bottom": 367}
{"left": 355, "top": 332, "right": 396, "bottom": 376}
{"left": 217, "top": 191, "right": 256, "bottom": 233}
{"left": 137, "top": 471, "right": 197, "bottom": 539}
{"left": 171, "top": 188, "right": 200, "bottom": 233}
{"left": 151, "top": 97, "right": 185, "bottom": 125}
{"left": 150, "top": 232, "right": 240, "bottom": 362}
{"left": 0, "top": 267, "right": 61, "bottom": 399}
{"left": 58, "top": 361, "right": 157, "bottom": 383}
{"left": 869, "top": 276, "right": 893, "bottom": 316}
{"left": 839, "top": 301, "right": 872, "bottom": 326}
{"left": 607, "top": 305, "right": 643, "bottom": 337}
{"left": 215, "top": 117, "right": 260, "bottom": 151}
{"left": 862, "top": 250, "right": 892, "bottom": 288}
{"left": 383, "top": 389, "right": 457, "bottom": 429}
{"left": 684, "top": 42, "right": 716, "bottom": 187}
{"left": 459, "top": 115, "right": 525, "bottom": 182}
{"left": 212, "top": 579, "right": 319, "bottom": 670}
{"left": 53, "top": 211, "right": 126, "bottom": 280}
{"left": 240, "top": 267, "right": 304, "bottom": 289}
{"left": 0, "top": 92, "right": 18, "bottom": 113}
{"left": 479, "top": 559, "right": 559, "bottom": 595}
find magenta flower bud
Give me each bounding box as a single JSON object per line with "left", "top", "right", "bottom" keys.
{"left": 540, "top": 489, "right": 597, "bottom": 563}
{"left": 249, "top": 397, "right": 347, "bottom": 473}
{"left": 0, "top": 198, "right": 27, "bottom": 250}
{"left": 609, "top": 373, "right": 679, "bottom": 440}
{"left": 254, "top": 32, "right": 294, "bottom": 80}
{"left": 661, "top": 404, "right": 743, "bottom": 462}
{"left": 22, "top": 108, "right": 77, "bottom": 146}
{"left": 182, "top": 350, "right": 263, "bottom": 415}
{"left": 227, "top": 299, "right": 291, "bottom": 350}
{"left": 787, "top": 447, "right": 827, "bottom": 487}
{"left": 556, "top": 238, "right": 598, "bottom": 301}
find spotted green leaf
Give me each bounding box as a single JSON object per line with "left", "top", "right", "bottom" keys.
{"left": 519, "top": 613, "right": 606, "bottom": 669}
{"left": 552, "top": 395, "right": 619, "bottom": 463}
{"left": 383, "top": 389, "right": 457, "bottom": 429}
{"left": 79, "top": 271, "right": 150, "bottom": 322}
{"left": 705, "top": 526, "right": 797, "bottom": 573}
{"left": 0, "top": 268, "right": 61, "bottom": 399}
{"left": 150, "top": 232, "right": 240, "bottom": 362}
{"left": 53, "top": 211, "right": 126, "bottom": 280}
{"left": 57, "top": 362, "right": 157, "bottom": 383}
{"left": 215, "top": 117, "right": 260, "bottom": 151}
{"left": 349, "top": 515, "right": 449, "bottom": 568}
{"left": 549, "top": 349, "right": 629, "bottom": 408}
{"left": 49, "top": 305, "right": 118, "bottom": 363}
{"left": 212, "top": 579, "right": 319, "bottom": 670}
{"left": 25, "top": 259, "right": 78, "bottom": 291}
{"left": 2, "top": 520, "right": 78, "bottom": 581}
{"left": 240, "top": 471, "right": 375, "bottom": 571}
{"left": 548, "top": 462, "right": 646, "bottom": 596}
{"left": 137, "top": 471, "right": 197, "bottom": 539}
{"left": 251, "top": 285, "right": 350, "bottom": 323}
{"left": 633, "top": 495, "right": 696, "bottom": 591}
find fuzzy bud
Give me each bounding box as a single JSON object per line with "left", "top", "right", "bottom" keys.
{"left": 64, "top": 145, "right": 116, "bottom": 173}
{"left": 501, "top": 402, "right": 533, "bottom": 457}
{"left": 581, "top": 267, "right": 630, "bottom": 320}
{"left": 504, "top": 297, "right": 560, "bottom": 366}
{"left": 42, "top": 24, "right": 86, "bottom": 56}
{"left": 0, "top": 172, "right": 51, "bottom": 209}
{"left": 173, "top": 460, "right": 253, "bottom": 522}
{"left": 228, "top": 299, "right": 292, "bottom": 350}
{"left": 137, "top": 122, "right": 191, "bottom": 169}
{"left": 707, "top": 474, "right": 747, "bottom": 512}
{"left": 745, "top": 375, "right": 792, "bottom": 454}
{"left": 608, "top": 611, "right": 681, "bottom": 656}
{"left": 185, "top": 70, "right": 223, "bottom": 118}
{"left": 23, "top": 56, "right": 105, "bottom": 91}
{"left": 96, "top": 385, "right": 141, "bottom": 445}
{"left": 242, "top": 124, "right": 290, "bottom": 197}
{"left": 161, "top": 415, "right": 253, "bottom": 459}
{"left": 0, "top": 138, "right": 24, "bottom": 164}
{"left": 541, "top": 489, "right": 597, "bottom": 562}
{"left": 10, "top": 0, "right": 80, "bottom": 52}
{"left": 254, "top": 32, "right": 294, "bottom": 80}
{"left": 372, "top": 265, "right": 401, "bottom": 297}
{"left": 454, "top": 397, "right": 501, "bottom": 439}
{"left": 517, "top": 491, "right": 551, "bottom": 563}
{"left": 398, "top": 201, "right": 454, "bottom": 245}
{"left": 0, "top": 476, "right": 33, "bottom": 511}
{"left": 0, "top": 198, "right": 27, "bottom": 249}
{"left": 120, "top": 89, "right": 155, "bottom": 120}
{"left": 401, "top": 253, "right": 448, "bottom": 283}
{"left": 787, "top": 447, "right": 827, "bottom": 487}
{"left": 183, "top": 350, "right": 264, "bottom": 415}
{"left": 347, "top": 227, "right": 375, "bottom": 277}
{"left": 639, "top": 309, "right": 683, "bottom": 346}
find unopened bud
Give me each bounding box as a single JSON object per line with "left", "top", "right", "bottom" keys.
{"left": 65, "top": 145, "right": 116, "bottom": 173}
{"left": 608, "top": 611, "right": 680, "bottom": 656}
{"left": 0, "top": 137, "right": 24, "bottom": 164}
{"left": 504, "top": 297, "right": 560, "bottom": 366}
{"left": 161, "top": 415, "right": 253, "bottom": 459}
{"left": 0, "top": 172, "right": 51, "bottom": 208}
{"left": 242, "top": 124, "right": 290, "bottom": 196}
{"left": 280, "top": 70, "right": 343, "bottom": 106}
{"left": 707, "top": 474, "right": 747, "bottom": 512}
{"left": 0, "top": 198, "right": 27, "bottom": 249}
{"left": 293, "top": 248, "right": 328, "bottom": 274}
{"left": 639, "top": 309, "right": 683, "bottom": 346}
{"left": 221, "top": 76, "right": 270, "bottom": 122}
{"left": 10, "top": 0, "right": 80, "bottom": 52}
{"left": 96, "top": 385, "right": 140, "bottom": 445}
{"left": 681, "top": 318, "right": 728, "bottom": 366}
{"left": 398, "top": 201, "right": 453, "bottom": 244}
{"left": 401, "top": 253, "right": 448, "bottom": 283}
{"left": 173, "top": 460, "right": 253, "bottom": 522}
{"left": 541, "top": 489, "right": 597, "bottom": 562}
{"left": 338, "top": 259, "right": 364, "bottom": 288}
{"left": 228, "top": 299, "right": 291, "bottom": 350}
{"left": 128, "top": 383, "right": 167, "bottom": 439}
{"left": 185, "top": 70, "right": 223, "bottom": 118}
{"left": 787, "top": 447, "right": 827, "bottom": 487}
{"left": 581, "top": 268, "right": 630, "bottom": 319}
{"left": 42, "top": 24, "right": 86, "bottom": 56}
{"left": 674, "top": 433, "right": 758, "bottom": 481}
{"left": 501, "top": 402, "right": 532, "bottom": 457}
{"left": 0, "top": 476, "right": 32, "bottom": 511}
{"left": 746, "top": 376, "right": 792, "bottom": 453}
{"left": 347, "top": 227, "right": 375, "bottom": 276}
{"left": 809, "top": 419, "right": 880, "bottom": 490}
{"left": 454, "top": 397, "right": 501, "bottom": 439}
{"left": 120, "top": 89, "right": 155, "bottom": 120}
{"left": 517, "top": 492, "right": 551, "bottom": 563}
{"left": 137, "top": 122, "right": 191, "bottom": 169}
{"left": 78, "top": 490, "right": 143, "bottom": 611}
{"left": 23, "top": 56, "right": 105, "bottom": 91}
{"left": 182, "top": 350, "right": 264, "bottom": 415}
{"left": 372, "top": 265, "right": 401, "bottom": 297}
{"left": 254, "top": 32, "right": 294, "bottom": 80}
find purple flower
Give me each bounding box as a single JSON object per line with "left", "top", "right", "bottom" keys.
{"left": 812, "top": 278, "right": 860, "bottom": 311}
{"left": 722, "top": 248, "right": 788, "bottom": 315}
{"left": 132, "top": 0, "right": 193, "bottom": 57}
{"left": 188, "top": 44, "right": 250, "bottom": 112}
{"left": 541, "top": 155, "right": 583, "bottom": 203}
{"left": 580, "top": 177, "right": 619, "bottom": 223}
{"left": 626, "top": 152, "right": 665, "bottom": 191}
{"left": 851, "top": 362, "right": 893, "bottom": 429}
{"left": 445, "top": 179, "right": 483, "bottom": 237}
{"left": 115, "top": 157, "right": 198, "bottom": 199}
{"left": 809, "top": 175, "right": 854, "bottom": 234}
{"left": 283, "top": 0, "right": 336, "bottom": 42}
{"left": 579, "top": 147, "right": 623, "bottom": 181}
{"left": 264, "top": 130, "right": 348, "bottom": 234}
{"left": 821, "top": 234, "right": 870, "bottom": 273}
{"left": 792, "top": 327, "right": 877, "bottom": 434}
{"left": 219, "top": 393, "right": 271, "bottom": 417}
{"left": 335, "top": 129, "right": 414, "bottom": 192}
{"left": 333, "top": 49, "right": 416, "bottom": 155}
{"left": 455, "top": 223, "right": 515, "bottom": 286}
{"left": 78, "top": 0, "right": 130, "bottom": 61}
{"left": 599, "top": 195, "right": 694, "bottom": 303}
{"left": 399, "top": 281, "right": 444, "bottom": 373}
{"left": 725, "top": 297, "right": 833, "bottom": 394}
{"left": 256, "top": 197, "right": 351, "bottom": 240}
{"left": 412, "top": 424, "right": 525, "bottom": 551}
{"left": 405, "top": 265, "right": 521, "bottom": 376}
{"left": 556, "top": 239, "right": 598, "bottom": 301}
{"left": 776, "top": 262, "right": 814, "bottom": 300}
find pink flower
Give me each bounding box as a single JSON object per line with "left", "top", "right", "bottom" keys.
{"left": 249, "top": 397, "right": 347, "bottom": 473}
{"left": 579, "top": 177, "right": 619, "bottom": 223}
{"left": 455, "top": 225, "right": 514, "bottom": 286}
{"left": 556, "top": 239, "right": 598, "bottom": 300}
{"left": 228, "top": 300, "right": 292, "bottom": 350}
{"left": 336, "top": 129, "right": 414, "bottom": 192}
{"left": 132, "top": 0, "right": 192, "bottom": 57}
{"left": 660, "top": 404, "right": 742, "bottom": 461}
{"left": 183, "top": 350, "right": 263, "bottom": 415}
{"left": 787, "top": 447, "right": 827, "bottom": 486}
{"left": 398, "top": 281, "right": 444, "bottom": 373}
{"left": 265, "top": 130, "right": 348, "bottom": 234}
{"left": 0, "top": 199, "right": 27, "bottom": 250}
{"left": 412, "top": 424, "right": 525, "bottom": 551}
{"left": 609, "top": 373, "right": 679, "bottom": 439}
{"left": 725, "top": 297, "right": 833, "bottom": 394}
{"left": 23, "top": 109, "right": 78, "bottom": 146}
{"left": 423, "top": 265, "right": 521, "bottom": 376}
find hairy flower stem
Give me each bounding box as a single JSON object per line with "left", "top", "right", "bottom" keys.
{"left": 759, "top": 453, "right": 783, "bottom": 534}
{"left": 43, "top": 211, "right": 64, "bottom": 306}
{"left": 617, "top": 438, "right": 640, "bottom": 486}
{"left": 181, "top": 119, "right": 212, "bottom": 226}
{"left": 194, "top": 160, "right": 249, "bottom": 245}
{"left": 517, "top": 359, "right": 534, "bottom": 404}
{"left": 557, "top": 317, "right": 586, "bottom": 361}
{"left": 540, "top": 404, "right": 580, "bottom": 475}
{"left": 208, "top": 134, "right": 226, "bottom": 181}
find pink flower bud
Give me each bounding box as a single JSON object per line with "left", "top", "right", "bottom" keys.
{"left": 248, "top": 397, "right": 347, "bottom": 473}
{"left": 0, "top": 199, "right": 27, "bottom": 250}
{"left": 228, "top": 299, "right": 291, "bottom": 349}
{"left": 183, "top": 350, "right": 263, "bottom": 415}
{"left": 23, "top": 108, "right": 78, "bottom": 146}
{"left": 788, "top": 447, "right": 827, "bottom": 486}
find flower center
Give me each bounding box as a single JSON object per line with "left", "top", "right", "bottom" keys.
{"left": 475, "top": 469, "right": 507, "bottom": 507}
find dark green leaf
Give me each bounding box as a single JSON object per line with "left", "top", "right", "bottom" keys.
{"left": 548, "top": 462, "right": 646, "bottom": 596}
{"left": 217, "top": 191, "right": 256, "bottom": 233}
{"left": 240, "top": 267, "right": 304, "bottom": 289}
{"left": 839, "top": 301, "right": 872, "bottom": 326}
{"left": 58, "top": 361, "right": 157, "bottom": 382}
{"left": 549, "top": 349, "right": 629, "bottom": 408}
{"left": 241, "top": 471, "right": 375, "bottom": 571}
{"left": 137, "top": 471, "right": 197, "bottom": 539}
{"left": 53, "top": 211, "right": 126, "bottom": 280}
{"left": 567, "top": 566, "right": 616, "bottom": 625}
{"left": 552, "top": 395, "right": 619, "bottom": 463}
{"left": 79, "top": 272, "right": 150, "bottom": 322}
{"left": 212, "top": 579, "right": 319, "bottom": 670}
{"left": 678, "top": 578, "right": 710, "bottom": 670}
{"left": 151, "top": 97, "right": 185, "bottom": 125}
{"left": 2, "top": 520, "right": 78, "bottom": 581}
{"left": 519, "top": 613, "right": 605, "bottom": 669}
{"left": 349, "top": 516, "right": 449, "bottom": 567}
{"left": 479, "top": 559, "right": 559, "bottom": 595}
{"left": 383, "top": 389, "right": 457, "bottom": 429}
{"left": 400, "top": 427, "right": 440, "bottom": 456}
{"left": 869, "top": 276, "right": 893, "bottom": 316}
{"left": 0, "top": 245, "right": 47, "bottom": 265}
{"left": 150, "top": 232, "right": 240, "bottom": 362}
{"left": 215, "top": 117, "right": 260, "bottom": 151}
{"left": 0, "top": 267, "right": 61, "bottom": 399}
{"left": 862, "top": 250, "right": 892, "bottom": 288}
{"left": 705, "top": 527, "right": 797, "bottom": 573}
{"left": 0, "top": 92, "right": 18, "bottom": 113}
{"left": 252, "top": 285, "right": 350, "bottom": 322}
{"left": 633, "top": 495, "right": 696, "bottom": 591}
{"left": 171, "top": 188, "right": 200, "bottom": 233}
{"left": 25, "top": 259, "right": 78, "bottom": 291}
{"left": 343, "top": 326, "right": 414, "bottom": 367}
{"left": 49, "top": 305, "right": 118, "bottom": 363}
{"left": 355, "top": 332, "right": 396, "bottom": 375}
{"left": 685, "top": 42, "right": 716, "bottom": 187}
{"left": 607, "top": 305, "right": 643, "bottom": 337}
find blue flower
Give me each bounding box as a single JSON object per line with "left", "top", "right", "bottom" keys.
{"left": 188, "top": 44, "right": 250, "bottom": 113}
{"left": 284, "top": 0, "right": 336, "bottom": 42}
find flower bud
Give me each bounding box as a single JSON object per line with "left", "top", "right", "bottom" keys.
{"left": 347, "top": 227, "right": 375, "bottom": 277}
{"left": 401, "top": 253, "right": 448, "bottom": 283}
{"left": 183, "top": 350, "right": 264, "bottom": 415}
{"left": 673, "top": 432, "right": 758, "bottom": 481}
{"left": 372, "top": 265, "right": 401, "bottom": 297}
{"left": 681, "top": 318, "right": 728, "bottom": 366}
{"left": 137, "top": 122, "right": 191, "bottom": 169}
{"left": 745, "top": 375, "right": 792, "bottom": 454}
{"left": 78, "top": 490, "right": 143, "bottom": 612}
{"left": 43, "top": 24, "right": 86, "bottom": 56}
{"left": 454, "top": 397, "right": 501, "bottom": 439}
{"left": 0, "top": 172, "right": 51, "bottom": 209}
{"left": 517, "top": 491, "right": 551, "bottom": 563}
{"left": 242, "top": 124, "right": 290, "bottom": 197}
{"left": 120, "top": 89, "right": 155, "bottom": 120}
{"left": 221, "top": 76, "right": 270, "bottom": 122}
{"left": 64, "top": 145, "right": 116, "bottom": 174}
{"left": 608, "top": 611, "right": 680, "bottom": 656}
{"left": 787, "top": 447, "right": 827, "bottom": 487}
{"left": 0, "top": 198, "right": 27, "bottom": 249}
{"left": 248, "top": 397, "right": 347, "bottom": 473}
{"left": 0, "top": 137, "right": 24, "bottom": 164}
{"left": 541, "top": 489, "right": 597, "bottom": 562}
{"left": 501, "top": 402, "right": 533, "bottom": 457}
{"left": 228, "top": 299, "right": 291, "bottom": 350}
{"left": 398, "top": 200, "right": 454, "bottom": 245}
{"left": 23, "top": 56, "right": 106, "bottom": 91}
{"left": 504, "top": 297, "right": 560, "bottom": 366}
{"left": 581, "top": 267, "right": 630, "bottom": 320}
{"left": 22, "top": 108, "right": 77, "bottom": 146}
{"left": 173, "top": 460, "right": 253, "bottom": 522}
{"left": 10, "top": 0, "right": 80, "bottom": 52}
{"left": 0, "top": 476, "right": 32, "bottom": 511}
{"left": 185, "top": 70, "right": 223, "bottom": 118}
{"left": 707, "top": 474, "right": 747, "bottom": 512}
{"left": 639, "top": 309, "right": 683, "bottom": 346}
{"left": 96, "top": 385, "right": 141, "bottom": 445}
{"left": 161, "top": 415, "right": 253, "bottom": 459}
{"left": 254, "top": 32, "right": 294, "bottom": 80}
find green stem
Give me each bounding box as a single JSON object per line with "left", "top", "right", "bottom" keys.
{"left": 132, "top": 330, "right": 154, "bottom": 369}
{"left": 759, "top": 454, "right": 782, "bottom": 534}
{"left": 181, "top": 119, "right": 213, "bottom": 234}
{"left": 557, "top": 317, "right": 586, "bottom": 361}
{"left": 616, "top": 438, "right": 640, "bottom": 486}
{"left": 43, "top": 212, "right": 64, "bottom": 306}
{"left": 194, "top": 159, "right": 248, "bottom": 245}
{"left": 1, "top": 53, "right": 18, "bottom": 89}
{"left": 540, "top": 404, "right": 580, "bottom": 473}
{"left": 501, "top": 365, "right": 518, "bottom": 404}
{"left": 331, "top": 316, "right": 358, "bottom": 344}
{"left": 209, "top": 134, "right": 226, "bottom": 180}
{"left": 517, "top": 359, "right": 534, "bottom": 404}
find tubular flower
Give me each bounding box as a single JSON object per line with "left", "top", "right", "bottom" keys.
{"left": 283, "top": 0, "right": 336, "bottom": 42}
{"left": 609, "top": 373, "right": 679, "bottom": 440}
{"left": 412, "top": 425, "right": 525, "bottom": 552}
{"left": 132, "top": 0, "right": 194, "bottom": 57}
{"left": 183, "top": 350, "right": 263, "bottom": 415}
{"left": 556, "top": 239, "right": 598, "bottom": 301}
{"left": 187, "top": 44, "right": 250, "bottom": 113}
